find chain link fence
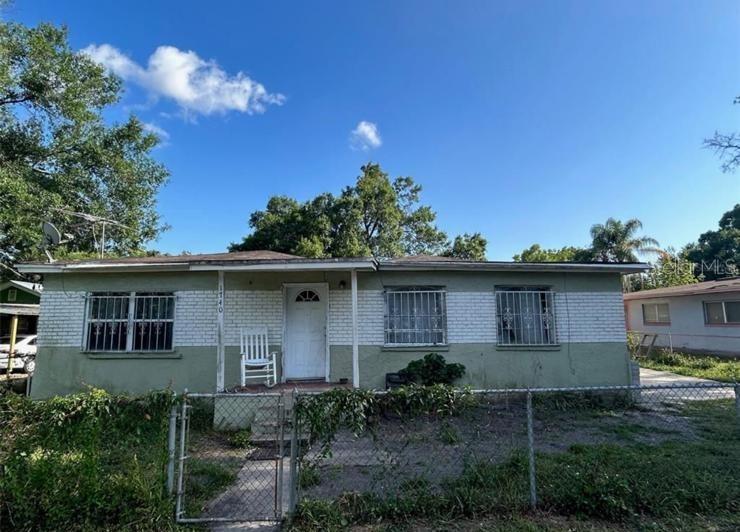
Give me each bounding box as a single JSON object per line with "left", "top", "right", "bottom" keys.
{"left": 174, "top": 392, "right": 288, "bottom": 523}
{"left": 172, "top": 382, "right": 740, "bottom": 525}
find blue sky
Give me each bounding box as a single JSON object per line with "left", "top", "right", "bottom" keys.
{"left": 10, "top": 0, "right": 740, "bottom": 260}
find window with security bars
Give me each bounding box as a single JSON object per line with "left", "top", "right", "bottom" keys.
{"left": 384, "top": 288, "right": 447, "bottom": 346}
{"left": 85, "top": 292, "right": 175, "bottom": 352}
{"left": 495, "top": 289, "right": 557, "bottom": 346}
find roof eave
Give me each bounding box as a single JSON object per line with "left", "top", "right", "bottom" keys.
{"left": 624, "top": 287, "right": 740, "bottom": 300}
{"left": 379, "top": 262, "right": 650, "bottom": 274}
{"left": 189, "top": 260, "right": 376, "bottom": 272}
{"left": 18, "top": 260, "right": 377, "bottom": 274}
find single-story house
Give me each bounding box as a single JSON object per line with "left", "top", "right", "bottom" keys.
{"left": 18, "top": 251, "right": 647, "bottom": 398}
{"left": 0, "top": 280, "right": 42, "bottom": 339}
{"left": 624, "top": 278, "right": 740, "bottom": 356}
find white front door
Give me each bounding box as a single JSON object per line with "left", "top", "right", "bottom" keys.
{"left": 284, "top": 285, "right": 327, "bottom": 380}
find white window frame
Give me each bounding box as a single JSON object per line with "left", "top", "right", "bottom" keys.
{"left": 642, "top": 302, "right": 671, "bottom": 326}
{"left": 84, "top": 292, "right": 176, "bottom": 352}
{"left": 495, "top": 288, "right": 558, "bottom": 346}
{"left": 384, "top": 287, "right": 447, "bottom": 346}
{"left": 703, "top": 300, "right": 740, "bottom": 325}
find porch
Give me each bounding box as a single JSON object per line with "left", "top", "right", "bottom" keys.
{"left": 212, "top": 262, "right": 372, "bottom": 392}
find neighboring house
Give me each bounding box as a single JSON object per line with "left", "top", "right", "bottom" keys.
{"left": 624, "top": 278, "right": 740, "bottom": 356}
{"left": 18, "top": 251, "right": 647, "bottom": 398}
{"left": 0, "top": 280, "right": 42, "bottom": 339}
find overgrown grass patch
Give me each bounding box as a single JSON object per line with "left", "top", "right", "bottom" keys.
{"left": 289, "top": 399, "right": 740, "bottom": 531}
{"left": 637, "top": 350, "right": 740, "bottom": 382}
{"left": 0, "top": 389, "right": 176, "bottom": 531}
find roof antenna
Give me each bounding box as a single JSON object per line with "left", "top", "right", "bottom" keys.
{"left": 49, "top": 208, "right": 131, "bottom": 259}
{"left": 41, "top": 221, "right": 72, "bottom": 263}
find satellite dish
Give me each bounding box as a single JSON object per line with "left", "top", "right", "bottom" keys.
{"left": 42, "top": 222, "right": 61, "bottom": 246}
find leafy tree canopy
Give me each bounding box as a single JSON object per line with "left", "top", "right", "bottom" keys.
{"left": 628, "top": 249, "right": 699, "bottom": 291}
{"left": 683, "top": 204, "right": 739, "bottom": 280}
{"left": 230, "top": 163, "right": 483, "bottom": 259}
{"left": 0, "top": 21, "right": 169, "bottom": 277}
{"left": 513, "top": 218, "right": 658, "bottom": 263}
{"left": 512, "top": 244, "right": 591, "bottom": 262}
{"left": 588, "top": 218, "right": 659, "bottom": 263}
{"left": 444, "top": 233, "right": 487, "bottom": 261}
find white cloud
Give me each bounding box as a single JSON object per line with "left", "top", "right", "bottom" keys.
{"left": 82, "top": 44, "right": 285, "bottom": 117}
{"left": 350, "top": 121, "right": 382, "bottom": 150}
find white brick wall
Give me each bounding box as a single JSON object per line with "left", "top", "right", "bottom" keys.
{"left": 328, "top": 290, "right": 351, "bottom": 344}
{"left": 328, "top": 290, "right": 385, "bottom": 345}
{"left": 36, "top": 288, "right": 627, "bottom": 350}
{"left": 224, "top": 290, "right": 283, "bottom": 346}
{"left": 37, "top": 291, "right": 86, "bottom": 347}
{"left": 447, "top": 292, "right": 497, "bottom": 343}
{"left": 173, "top": 291, "right": 217, "bottom": 346}
{"left": 555, "top": 292, "right": 626, "bottom": 343}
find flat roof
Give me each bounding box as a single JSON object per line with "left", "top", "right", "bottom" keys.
{"left": 17, "top": 251, "right": 650, "bottom": 274}
{"left": 623, "top": 278, "right": 740, "bottom": 300}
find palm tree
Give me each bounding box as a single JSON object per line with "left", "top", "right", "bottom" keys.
{"left": 589, "top": 218, "right": 660, "bottom": 262}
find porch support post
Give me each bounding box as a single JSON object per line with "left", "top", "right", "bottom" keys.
{"left": 351, "top": 269, "right": 359, "bottom": 388}
{"left": 216, "top": 270, "right": 225, "bottom": 392}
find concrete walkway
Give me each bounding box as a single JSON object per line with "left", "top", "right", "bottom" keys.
{"left": 638, "top": 367, "right": 734, "bottom": 402}
{"left": 210, "top": 522, "right": 280, "bottom": 531}
{"left": 639, "top": 367, "right": 722, "bottom": 386}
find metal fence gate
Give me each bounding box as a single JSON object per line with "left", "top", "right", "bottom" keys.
{"left": 175, "top": 392, "right": 288, "bottom": 524}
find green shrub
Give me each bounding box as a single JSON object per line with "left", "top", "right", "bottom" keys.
{"left": 397, "top": 353, "right": 466, "bottom": 386}
{"left": 0, "top": 389, "right": 175, "bottom": 531}
{"left": 227, "top": 428, "right": 253, "bottom": 449}
{"left": 299, "top": 463, "right": 321, "bottom": 489}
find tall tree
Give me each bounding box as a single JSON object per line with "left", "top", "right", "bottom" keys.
{"left": 445, "top": 233, "right": 487, "bottom": 260}
{"left": 704, "top": 95, "right": 740, "bottom": 173}
{"left": 231, "top": 163, "right": 472, "bottom": 258}
{"left": 588, "top": 218, "right": 660, "bottom": 262}
{"left": 512, "top": 244, "right": 592, "bottom": 262}
{"left": 683, "top": 204, "right": 740, "bottom": 280}
{"left": 628, "top": 249, "right": 699, "bottom": 291}
{"left": 0, "top": 21, "right": 168, "bottom": 276}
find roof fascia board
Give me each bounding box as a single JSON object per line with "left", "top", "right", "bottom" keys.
{"left": 379, "top": 263, "right": 649, "bottom": 273}
{"left": 189, "top": 261, "right": 376, "bottom": 272}
{"left": 624, "top": 288, "right": 740, "bottom": 300}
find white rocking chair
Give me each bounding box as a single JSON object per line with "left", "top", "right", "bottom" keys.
{"left": 240, "top": 326, "right": 278, "bottom": 387}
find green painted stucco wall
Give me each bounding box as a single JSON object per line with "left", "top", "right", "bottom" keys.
{"left": 30, "top": 347, "right": 216, "bottom": 398}
{"left": 32, "top": 342, "right": 630, "bottom": 398}
{"left": 42, "top": 269, "right": 622, "bottom": 294}
{"left": 330, "top": 343, "right": 632, "bottom": 390}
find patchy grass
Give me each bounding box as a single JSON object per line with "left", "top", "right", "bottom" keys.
{"left": 637, "top": 350, "right": 740, "bottom": 382}
{"left": 349, "top": 512, "right": 740, "bottom": 531}
{"left": 438, "top": 422, "right": 460, "bottom": 445}
{"left": 182, "top": 458, "right": 237, "bottom": 517}
{"left": 289, "top": 399, "right": 740, "bottom": 531}
{"left": 0, "top": 389, "right": 177, "bottom": 531}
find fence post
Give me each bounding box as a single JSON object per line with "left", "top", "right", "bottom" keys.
{"left": 526, "top": 391, "right": 537, "bottom": 508}
{"left": 276, "top": 396, "right": 285, "bottom": 518}
{"left": 288, "top": 391, "right": 299, "bottom": 514}
{"left": 166, "top": 400, "right": 178, "bottom": 495}
{"left": 174, "top": 390, "right": 188, "bottom": 521}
